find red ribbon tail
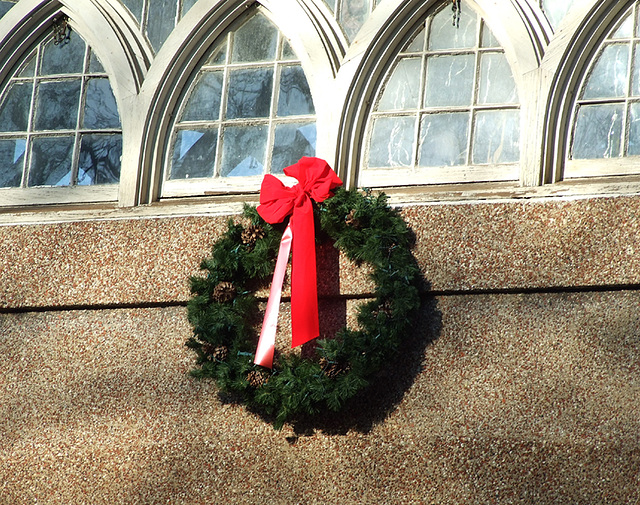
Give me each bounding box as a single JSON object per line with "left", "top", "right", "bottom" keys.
{"left": 290, "top": 199, "right": 319, "bottom": 348}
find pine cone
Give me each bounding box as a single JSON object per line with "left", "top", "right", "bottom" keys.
{"left": 241, "top": 224, "right": 266, "bottom": 248}
{"left": 247, "top": 370, "right": 269, "bottom": 388}
{"left": 212, "top": 281, "right": 236, "bottom": 303}
{"left": 345, "top": 209, "right": 361, "bottom": 229}
{"left": 212, "top": 345, "right": 229, "bottom": 361}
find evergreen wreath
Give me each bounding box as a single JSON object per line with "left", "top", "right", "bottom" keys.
{"left": 186, "top": 187, "right": 422, "bottom": 429}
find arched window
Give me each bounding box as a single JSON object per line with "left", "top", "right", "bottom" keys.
{"left": 121, "top": 0, "right": 197, "bottom": 52}
{"left": 566, "top": 2, "right": 640, "bottom": 178}
{"left": 0, "top": 26, "right": 122, "bottom": 190}
{"left": 540, "top": 0, "right": 578, "bottom": 31}
{"left": 360, "top": 3, "right": 520, "bottom": 188}
{"left": 162, "top": 9, "right": 316, "bottom": 197}
{"left": 321, "top": 0, "right": 378, "bottom": 42}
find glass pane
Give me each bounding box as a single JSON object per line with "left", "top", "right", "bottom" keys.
{"left": 0, "top": 137, "right": 25, "bottom": 187}
{"left": 612, "top": 11, "right": 633, "bottom": 39}
{"left": 226, "top": 68, "right": 273, "bottom": 119}
{"left": 429, "top": 5, "right": 478, "bottom": 51}
{"left": 0, "top": 2, "right": 15, "bottom": 20}
{"left": 406, "top": 27, "right": 425, "bottom": 53}
{"left": 418, "top": 112, "right": 469, "bottom": 166}
{"left": 28, "top": 136, "right": 74, "bottom": 186}
{"left": 181, "top": 0, "right": 198, "bottom": 18}
{"left": 632, "top": 42, "right": 640, "bottom": 97}
{"left": 627, "top": 102, "right": 640, "bottom": 155}
{"left": 220, "top": 124, "right": 268, "bottom": 177}
{"left": 40, "top": 35, "right": 86, "bottom": 75}
{"left": 277, "top": 65, "right": 315, "bottom": 116}
{"left": 322, "top": 0, "right": 337, "bottom": 14}
{"left": 282, "top": 40, "right": 296, "bottom": 61}
{"left": 368, "top": 116, "right": 414, "bottom": 167}
{"left": 34, "top": 79, "right": 81, "bottom": 131}
{"left": 181, "top": 71, "right": 223, "bottom": 121}
{"left": 572, "top": 104, "right": 623, "bottom": 159}
{"left": 231, "top": 15, "right": 277, "bottom": 63}
{"left": 542, "top": 0, "right": 577, "bottom": 30}
{"left": 478, "top": 53, "right": 517, "bottom": 104}
{"left": 147, "top": 0, "right": 177, "bottom": 52}
{"left": 206, "top": 42, "right": 227, "bottom": 66}
{"left": 18, "top": 56, "right": 36, "bottom": 78}
{"left": 78, "top": 134, "right": 122, "bottom": 185}
{"left": 480, "top": 21, "right": 500, "bottom": 48}
{"left": 582, "top": 44, "right": 630, "bottom": 99}
{"left": 271, "top": 122, "right": 316, "bottom": 173}
{"left": 339, "top": 0, "right": 370, "bottom": 42}
{"left": 83, "top": 78, "right": 120, "bottom": 129}
{"left": 472, "top": 109, "right": 520, "bottom": 164}
{"left": 377, "top": 57, "right": 421, "bottom": 111}
{"left": 424, "top": 54, "right": 475, "bottom": 107}
{"left": 121, "top": 0, "right": 143, "bottom": 23}
{"left": 89, "top": 51, "right": 105, "bottom": 73}
{"left": 0, "top": 82, "right": 32, "bottom": 132}
{"left": 170, "top": 128, "right": 218, "bottom": 179}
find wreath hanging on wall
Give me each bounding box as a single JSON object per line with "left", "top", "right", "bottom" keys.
{"left": 186, "top": 158, "right": 422, "bottom": 429}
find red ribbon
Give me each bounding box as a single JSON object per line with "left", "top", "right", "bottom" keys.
{"left": 254, "top": 157, "right": 342, "bottom": 368}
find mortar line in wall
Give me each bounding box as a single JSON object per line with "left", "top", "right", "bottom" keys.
{"left": 2, "top": 283, "right": 640, "bottom": 315}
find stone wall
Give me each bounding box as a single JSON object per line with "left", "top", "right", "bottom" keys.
{"left": 1, "top": 194, "right": 639, "bottom": 504}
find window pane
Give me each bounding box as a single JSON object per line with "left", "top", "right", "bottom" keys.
{"left": 121, "top": 0, "right": 143, "bottom": 23}
{"left": 277, "top": 66, "right": 315, "bottom": 116}
{"left": 478, "top": 53, "right": 517, "bottom": 105}
{"left": 226, "top": 68, "right": 273, "bottom": 119}
{"left": 572, "top": 104, "right": 623, "bottom": 159}
{"left": 633, "top": 42, "right": 640, "bottom": 97}
{"left": 281, "top": 40, "right": 296, "bottom": 61}
{"left": 147, "top": 0, "right": 177, "bottom": 52}
{"left": 0, "top": 137, "right": 25, "bottom": 187}
{"left": 40, "top": 36, "right": 85, "bottom": 75}
{"left": 271, "top": 122, "right": 316, "bottom": 173}
{"left": 18, "top": 57, "right": 36, "bottom": 78}
{"left": 181, "top": 71, "right": 223, "bottom": 121}
{"left": 182, "top": 0, "right": 198, "bottom": 18}
{"left": 418, "top": 112, "right": 469, "bottom": 166}
{"left": 83, "top": 78, "right": 120, "bottom": 129}
{"left": 429, "top": 6, "right": 478, "bottom": 50}
{"left": 89, "top": 51, "right": 105, "bottom": 73}
{"left": 627, "top": 102, "right": 640, "bottom": 155}
{"left": 424, "top": 54, "right": 475, "bottom": 107}
{"left": 0, "top": 1, "right": 15, "bottom": 19}
{"left": 377, "top": 57, "right": 421, "bottom": 111}
{"left": 406, "top": 28, "right": 425, "bottom": 53}
{"left": 206, "top": 42, "right": 227, "bottom": 66}
{"left": 231, "top": 15, "right": 277, "bottom": 63}
{"left": 28, "top": 136, "right": 74, "bottom": 186}
{"left": 220, "top": 125, "right": 268, "bottom": 177}
{"left": 542, "top": 0, "right": 577, "bottom": 30}
{"left": 480, "top": 22, "right": 500, "bottom": 48}
{"left": 612, "top": 13, "right": 633, "bottom": 39}
{"left": 339, "top": 0, "right": 371, "bottom": 41}
{"left": 368, "top": 116, "right": 414, "bottom": 167}
{"left": 170, "top": 128, "right": 218, "bottom": 179}
{"left": 0, "top": 82, "right": 32, "bottom": 132}
{"left": 78, "top": 134, "right": 122, "bottom": 185}
{"left": 472, "top": 109, "right": 520, "bottom": 164}
{"left": 582, "top": 44, "right": 630, "bottom": 99}
{"left": 34, "top": 80, "right": 81, "bottom": 131}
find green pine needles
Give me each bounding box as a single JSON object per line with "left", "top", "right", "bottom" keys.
{"left": 186, "top": 188, "right": 422, "bottom": 429}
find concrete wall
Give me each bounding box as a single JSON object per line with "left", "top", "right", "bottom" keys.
{"left": 1, "top": 194, "right": 639, "bottom": 504}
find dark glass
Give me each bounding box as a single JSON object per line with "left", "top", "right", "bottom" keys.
{"left": 83, "top": 78, "right": 121, "bottom": 129}
{"left": 226, "top": 68, "right": 273, "bottom": 119}
{"left": 0, "top": 137, "right": 25, "bottom": 187}
{"left": 40, "top": 35, "right": 86, "bottom": 75}
{"left": 28, "top": 136, "right": 74, "bottom": 186}
{"left": 271, "top": 122, "right": 315, "bottom": 173}
{"left": 181, "top": 71, "right": 223, "bottom": 121}
{"left": 170, "top": 128, "right": 218, "bottom": 179}
{"left": 34, "top": 79, "right": 81, "bottom": 131}
{"left": 147, "top": 0, "right": 177, "bottom": 52}
{"left": 78, "top": 134, "right": 122, "bottom": 185}
{"left": 0, "top": 82, "right": 32, "bottom": 132}
{"left": 277, "top": 66, "right": 315, "bottom": 116}
{"left": 220, "top": 124, "right": 267, "bottom": 176}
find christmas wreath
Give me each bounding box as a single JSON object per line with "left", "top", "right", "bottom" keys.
{"left": 186, "top": 158, "right": 422, "bottom": 429}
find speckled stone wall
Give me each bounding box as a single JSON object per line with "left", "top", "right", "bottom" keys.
{"left": 1, "top": 194, "right": 640, "bottom": 504}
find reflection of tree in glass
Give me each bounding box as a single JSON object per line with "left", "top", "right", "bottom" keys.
{"left": 78, "top": 134, "right": 122, "bottom": 185}
{"left": 226, "top": 69, "right": 272, "bottom": 119}
{"left": 278, "top": 67, "right": 315, "bottom": 116}
{"left": 84, "top": 78, "right": 120, "bottom": 129}
{"left": 29, "top": 137, "right": 74, "bottom": 186}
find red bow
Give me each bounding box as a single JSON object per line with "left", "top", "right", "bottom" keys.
{"left": 256, "top": 157, "right": 342, "bottom": 359}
